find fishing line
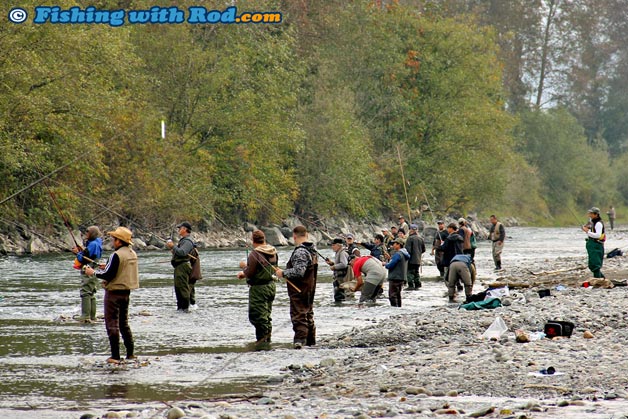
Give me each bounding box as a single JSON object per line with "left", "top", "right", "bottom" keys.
{"left": 40, "top": 176, "right": 82, "bottom": 249}
{"left": 0, "top": 157, "right": 81, "bottom": 207}
{"left": 48, "top": 178, "right": 171, "bottom": 242}
{"left": 0, "top": 217, "right": 68, "bottom": 253}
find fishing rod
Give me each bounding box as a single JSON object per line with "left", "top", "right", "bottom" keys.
{"left": 0, "top": 157, "right": 81, "bottom": 207}
{"left": 0, "top": 217, "right": 68, "bottom": 253}
{"left": 546, "top": 182, "right": 586, "bottom": 226}
{"left": 315, "top": 248, "right": 332, "bottom": 264}
{"left": 49, "top": 178, "right": 173, "bottom": 243}
{"left": 395, "top": 144, "right": 413, "bottom": 223}
{"left": 0, "top": 122, "right": 144, "bottom": 215}
{"left": 40, "top": 178, "right": 83, "bottom": 250}
{"left": 418, "top": 182, "right": 438, "bottom": 226}
{"left": 243, "top": 243, "right": 301, "bottom": 292}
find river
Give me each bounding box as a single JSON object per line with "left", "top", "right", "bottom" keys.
{"left": 0, "top": 226, "right": 625, "bottom": 418}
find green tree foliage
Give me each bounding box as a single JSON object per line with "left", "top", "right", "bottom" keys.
{"left": 0, "top": 0, "right": 142, "bottom": 227}
{"left": 1, "top": 0, "right": 625, "bottom": 231}
{"left": 515, "top": 108, "right": 615, "bottom": 215}
{"left": 132, "top": 3, "right": 303, "bottom": 225}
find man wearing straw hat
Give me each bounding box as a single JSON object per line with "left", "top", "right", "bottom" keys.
{"left": 85, "top": 226, "right": 139, "bottom": 364}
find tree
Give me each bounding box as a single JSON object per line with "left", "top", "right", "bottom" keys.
{"left": 516, "top": 108, "right": 615, "bottom": 214}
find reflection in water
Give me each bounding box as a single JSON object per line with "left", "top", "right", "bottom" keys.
{"left": 105, "top": 383, "right": 128, "bottom": 399}
{"left": 0, "top": 226, "right": 624, "bottom": 415}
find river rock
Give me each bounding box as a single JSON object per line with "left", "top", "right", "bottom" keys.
{"left": 166, "top": 407, "right": 185, "bottom": 419}
{"left": 261, "top": 227, "right": 289, "bottom": 246}
{"left": 469, "top": 406, "right": 495, "bottom": 417}
{"left": 280, "top": 227, "right": 293, "bottom": 239}
{"left": 243, "top": 222, "right": 257, "bottom": 232}
{"left": 27, "top": 237, "right": 48, "bottom": 254}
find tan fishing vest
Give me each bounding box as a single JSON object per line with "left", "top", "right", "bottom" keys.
{"left": 105, "top": 245, "right": 139, "bottom": 291}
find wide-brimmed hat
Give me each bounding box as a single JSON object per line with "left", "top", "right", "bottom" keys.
{"left": 332, "top": 238, "right": 344, "bottom": 245}
{"left": 108, "top": 226, "right": 133, "bottom": 245}
{"left": 587, "top": 207, "right": 600, "bottom": 215}
{"left": 392, "top": 237, "right": 404, "bottom": 245}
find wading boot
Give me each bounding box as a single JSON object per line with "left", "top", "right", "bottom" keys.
{"left": 306, "top": 326, "right": 316, "bottom": 347}
{"left": 79, "top": 296, "right": 91, "bottom": 323}
{"left": 90, "top": 296, "right": 97, "bottom": 321}
{"left": 108, "top": 335, "right": 121, "bottom": 363}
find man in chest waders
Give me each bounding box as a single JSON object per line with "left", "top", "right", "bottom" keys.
{"left": 166, "top": 222, "right": 195, "bottom": 312}
{"left": 277, "top": 226, "right": 318, "bottom": 349}
{"left": 72, "top": 226, "right": 103, "bottom": 323}
{"left": 237, "top": 230, "right": 278, "bottom": 346}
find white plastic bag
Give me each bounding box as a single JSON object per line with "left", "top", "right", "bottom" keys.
{"left": 485, "top": 286, "right": 509, "bottom": 300}
{"left": 481, "top": 316, "right": 508, "bottom": 339}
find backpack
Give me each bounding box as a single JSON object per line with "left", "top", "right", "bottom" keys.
{"left": 189, "top": 247, "right": 202, "bottom": 282}
{"left": 607, "top": 248, "right": 623, "bottom": 259}
{"left": 470, "top": 232, "right": 477, "bottom": 249}
{"left": 544, "top": 320, "right": 574, "bottom": 338}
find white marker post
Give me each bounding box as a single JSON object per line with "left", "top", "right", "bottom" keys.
{"left": 161, "top": 119, "right": 166, "bottom": 139}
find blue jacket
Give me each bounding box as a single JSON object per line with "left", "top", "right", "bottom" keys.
{"left": 385, "top": 248, "right": 410, "bottom": 281}
{"left": 77, "top": 237, "right": 103, "bottom": 265}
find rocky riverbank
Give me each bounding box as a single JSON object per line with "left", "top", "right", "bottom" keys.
{"left": 66, "top": 232, "right": 628, "bottom": 419}
{"left": 0, "top": 215, "right": 497, "bottom": 255}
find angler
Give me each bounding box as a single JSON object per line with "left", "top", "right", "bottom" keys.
{"left": 237, "top": 230, "right": 277, "bottom": 347}
{"left": 72, "top": 226, "right": 103, "bottom": 323}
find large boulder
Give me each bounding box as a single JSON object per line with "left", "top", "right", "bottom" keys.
{"left": 243, "top": 222, "right": 257, "bottom": 232}
{"left": 28, "top": 237, "right": 49, "bottom": 254}
{"left": 261, "top": 227, "right": 289, "bottom": 247}
{"left": 423, "top": 226, "right": 437, "bottom": 242}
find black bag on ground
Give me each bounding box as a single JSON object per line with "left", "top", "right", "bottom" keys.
{"left": 464, "top": 291, "right": 487, "bottom": 303}
{"left": 189, "top": 247, "right": 202, "bottom": 282}
{"left": 544, "top": 320, "right": 574, "bottom": 338}
{"left": 607, "top": 248, "right": 623, "bottom": 258}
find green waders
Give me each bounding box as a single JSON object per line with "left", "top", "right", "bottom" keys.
{"left": 406, "top": 263, "right": 421, "bottom": 289}
{"left": 248, "top": 282, "right": 276, "bottom": 343}
{"left": 586, "top": 238, "right": 605, "bottom": 278}
{"left": 80, "top": 275, "right": 99, "bottom": 321}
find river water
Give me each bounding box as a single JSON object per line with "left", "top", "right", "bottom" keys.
{"left": 0, "top": 226, "right": 626, "bottom": 418}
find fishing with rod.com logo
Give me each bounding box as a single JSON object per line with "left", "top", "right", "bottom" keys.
{"left": 8, "top": 5, "right": 282, "bottom": 26}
